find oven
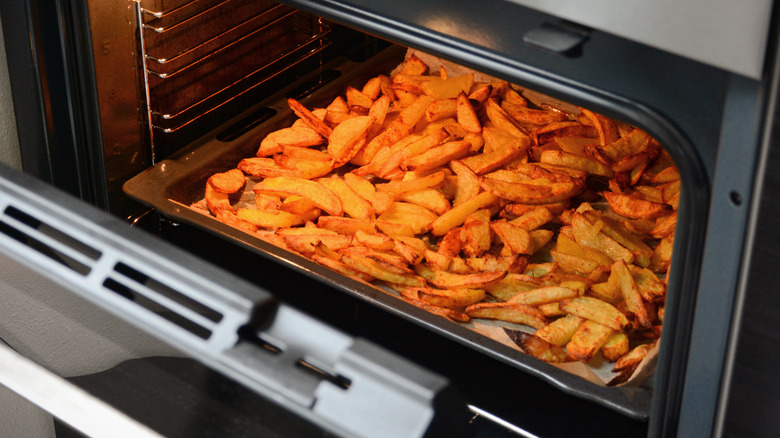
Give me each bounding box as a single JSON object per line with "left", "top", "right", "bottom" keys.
{"left": 0, "top": 0, "right": 778, "bottom": 436}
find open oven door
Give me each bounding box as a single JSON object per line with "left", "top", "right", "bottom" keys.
{"left": 0, "top": 162, "right": 481, "bottom": 438}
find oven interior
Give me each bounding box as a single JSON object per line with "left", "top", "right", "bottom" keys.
{"left": 2, "top": 0, "right": 776, "bottom": 436}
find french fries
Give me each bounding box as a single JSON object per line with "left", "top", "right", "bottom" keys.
{"left": 199, "top": 53, "right": 678, "bottom": 384}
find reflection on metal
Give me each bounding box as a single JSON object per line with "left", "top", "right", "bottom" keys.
{"left": 0, "top": 342, "right": 162, "bottom": 437}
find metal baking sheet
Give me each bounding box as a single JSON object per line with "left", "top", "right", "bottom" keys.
{"left": 124, "top": 45, "right": 653, "bottom": 419}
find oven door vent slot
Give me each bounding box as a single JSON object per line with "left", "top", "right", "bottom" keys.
{"left": 102, "top": 261, "right": 226, "bottom": 340}
{"left": 0, "top": 205, "right": 101, "bottom": 276}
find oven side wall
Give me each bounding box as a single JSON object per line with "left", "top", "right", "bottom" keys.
{"left": 0, "top": 16, "right": 21, "bottom": 170}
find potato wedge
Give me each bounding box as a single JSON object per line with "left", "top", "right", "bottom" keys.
{"left": 604, "top": 191, "right": 673, "bottom": 219}
{"left": 534, "top": 314, "right": 584, "bottom": 347}
{"left": 566, "top": 320, "right": 614, "bottom": 362}
{"left": 208, "top": 169, "right": 245, "bottom": 194}
{"left": 480, "top": 176, "right": 584, "bottom": 204}
{"left": 376, "top": 170, "right": 445, "bottom": 195}
{"left": 253, "top": 177, "right": 342, "bottom": 216}
{"left": 465, "top": 302, "right": 547, "bottom": 329}
{"left": 257, "top": 127, "right": 323, "bottom": 156}
{"left": 317, "top": 177, "right": 374, "bottom": 220}
{"left": 559, "top": 296, "right": 630, "bottom": 331}
{"left": 398, "top": 286, "right": 486, "bottom": 310}
{"left": 235, "top": 208, "right": 308, "bottom": 229}
{"left": 415, "top": 264, "right": 506, "bottom": 289}
{"left": 612, "top": 260, "right": 652, "bottom": 328}
{"left": 508, "top": 286, "right": 580, "bottom": 306}
{"left": 377, "top": 202, "right": 438, "bottom": 234}
{"left": 402, "top": 140, "right": 471, "bottom": 172}
{"left": 490, "top": 220, "right": 536, "bottom": 256}
{"left": 287, "top": 98, "right": 332, "bottom": 138}
{"left": 430, "top": 191, "right": 498, "bottom": 236}
{"left": 327, "top": 115, "right": 375, "bottom": 164}
{"left": 205, "top": 181, "right": 233, "bottom": 214}
{"left": 601, "top": 332, "right": 630, "bottom": 362}
{"left": 342, "top": 254, "right": 425, "bottom": 287}
{"left": 510, "top": 332, "right": 574, "bottom": 363}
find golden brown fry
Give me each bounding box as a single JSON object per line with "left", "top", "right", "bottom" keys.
{"left": 317, "top": 177, "right": 374, "bottom": 220}
{"left": 421, "top": 73, "right": 474, "bottom": 99}
{"left": 398, "top": 285, "right": 486, "bottom": 310}
{"left": 571, "top": 213, "right": 635, "bottom": 264}
{"left": 253, "top": 177, "right": 343, "bottom": 216}
{"left": 431, "top": 191, "right": 498, "bottom": 236}
{"left": 465, "top": 302, "right": 547, "bottom": 329}
{"left": 205, "top": 182, "right": 233, "bottom": 214}
{"left": 600, "top": 128, "right": 652, "bottom": 162}
{"left": 604, "top": 191, "right": 673, "bottom": 220}
{"left": 450, "top": 160, "right": 481, "bottom": 206}
{"left": 214, "top": 209, "right": 258, "bottom": 233}
{"left": 376, "top": 170, "right": 446, "bottom": 195}
{"left": 461, "top": 209, "right": 492, "bottom": 256}
{"left": 456, "top": 92, "right": 482, "bottom": 133}
{"left": 612, "top": 260, "right": 652, "bottom": 328}
{"left": 399, "top": 188, "right": 451, "bottom": 216}
{"left": 402, "top": 140, "right": 471, "bottom": 172}
{"left": 480, "top": 176, "right": 584, "bottom": 204}
{"left": 490, "top": 220, "right": 535, "bottom": 256}
{"left": 484, "top": 274, "right": 543, "bottom": 301}
{"left": 342, "top": 254, "right": 426, "bottom": 287}
{"left": 513, "top": 333, "right": 574, "bottom": 363}
{"left": 287, "top": 98, "right": 332, "bottom": 138}
{"left": 257, "top": 127, "right": 323, "bottom": 157}
{"left": 426, "top": 98, "right": 458, "bottom": 122}
{"left": 327, "top": 115, "right": 375, "bottom": 164}
{"left": 539, "top": 150, "right": 614, "bottom": 178}
{"left": 238, "top": 157, "right": 334, "bottom": 180}
{"left": 465, "top": 254, "right": 527, "bottom": 274}
{"left": 613, "top": 342, "right": 655, "bottom": 372}
{"left": 578, "top": 107, "right": 620, "bottom": 146}
{"left": 601, "top": 333, "right": 630, "bottom": 362}
{"left": 508, "top": 206, "right": 553, "bottom": 231}
{"left": 559, "top": 296, "right": 630, "bottom": 331}
{"left": 485, "top": 98, "right": 529, "bottom": 140}
{"left": 208, "top": 169, "right": 245, "bottom": 194}
{"left": 508, "top": 286, "right": 579, "bottom": 307}
{"left": 236, "top": 208, "right": 307, "bottom": 229}
{"left": 415, "top": 264, "right": 506, "bottom": 289}
{"left": 566, "top": 320, "right": 614, "bottom": 362}
{"left": 534, "top": 314, "right": 584, "bottom": 347}
{"left": 459, "top": 140, "right": 528, "bottom": 175}
{"left": 398, "top": 294, "right": 471, "bottom": 322}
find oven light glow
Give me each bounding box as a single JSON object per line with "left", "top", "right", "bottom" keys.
{"left": 420, "top": 17, "right": 495, "bottom": 48}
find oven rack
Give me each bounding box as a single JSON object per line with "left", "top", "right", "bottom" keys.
{"left": 136, "top": 0, "right": 331, "bottom": 141}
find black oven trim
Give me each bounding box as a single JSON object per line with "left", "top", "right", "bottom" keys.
{"left": 0, "top": 0, "right": 109, "bottom": 210}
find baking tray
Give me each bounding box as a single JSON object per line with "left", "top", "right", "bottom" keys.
{"left": 124, "top": 44, "right": 654, "bottom": 419}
